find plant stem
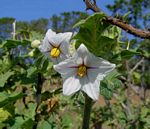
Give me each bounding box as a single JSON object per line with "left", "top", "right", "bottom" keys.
{"left": 82, "top": 94, "right": 93, "bottom": 129}
{"left": 33, "top": 73, "right": 43, "bottom": 129}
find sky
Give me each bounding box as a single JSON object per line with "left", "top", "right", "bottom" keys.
{"left": 0, "top": 0, "right": 114, "bottom": 21}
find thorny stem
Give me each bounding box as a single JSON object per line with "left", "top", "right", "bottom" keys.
{"left": 83, "top": 0, "right": 150, "bottom": 39}
{"left": 141, "top": 60, "right": 146, "bottom": 101}
{"left": 33, "top": 73, "right": 43, "bottom": 129}
{"left": 82, "top": 94, "right": 93, "bottom": 129}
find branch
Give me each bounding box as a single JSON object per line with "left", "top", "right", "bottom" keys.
{"left": 130, "top": 57, "right": 144, "bottom": 74}
{"left": 84, "top": 0, "right": 101, "bottom": 12}
{"left": 114, "top": 93, "right": 131, "bottom": 115}
{"left": 83, "top": 0, "right": 150, "bottom": 39}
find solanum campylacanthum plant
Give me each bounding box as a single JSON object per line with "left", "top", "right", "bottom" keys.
{"left": 0, "top": 12, "right": 149, "bottom": 129}
{"left": 39, "top": 19, "right": 116, "bottom": 128}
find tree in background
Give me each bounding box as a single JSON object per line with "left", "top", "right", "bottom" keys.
{"left": 0, "top": 1, "right": 150, "bottom": 129}
{"left": 0, "top": 17, "right": 15, "bottom": 40}
{"left": 0, "top": 11, "right": 88, "bottom": 40}
{"left": 50, "top": 11, "right": 88, "bottom": 32}
{"left": 107, "top": 0, "right": 150, "bottom": 29}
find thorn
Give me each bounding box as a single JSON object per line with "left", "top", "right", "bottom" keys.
{"left": 86, "top": 7, "right": 90, "bottom": 11}
{"left": 93, "top": 0, "right": 96, "bottom": 5}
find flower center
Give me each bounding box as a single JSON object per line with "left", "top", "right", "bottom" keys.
{"left": 50, "top": 47, "right": 61, "bottom": 58}
{"left": 77, "top": 65, "right": 87, "bottom": 77}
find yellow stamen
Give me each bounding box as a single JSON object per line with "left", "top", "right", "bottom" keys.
{"left": 50, "top": 48, "right": 61, "bottom": 58}
{"left": 77, "top": 65, "right": 87, "bottom": 77}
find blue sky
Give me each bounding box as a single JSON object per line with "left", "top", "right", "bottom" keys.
{"left": 0, "top": 0, "right": 114, "bottom": 21}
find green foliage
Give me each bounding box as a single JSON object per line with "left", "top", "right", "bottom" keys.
{"left": 0, "top": 71, "right": 14, "bottom": 87}
{"left": 11, "top": 103, "right": 36, "bottom": 129}
{"left": 72, "top": 9, "right": 150, "bottom": 129}
{"left": 51, "top": 11, "right": 88, "bottom": 32}
{"left": 107, "top": 0, "right": 150, "bottom": 28}
{"left": 1, "top": 39, "right": 30, "bottom": 50}
{"left": 0, "top": 92, "right": 25, "bottom": 108}
{"left": 0, "top": 7, "right": 149, "bottom": 129}
{"left": 113, "top": 49, "right": 141, "bottom": 61}
{"left": 73, "top": 13, "right": 117, "bottom": 59}
{"left": 0, "top": 108, "right": 11, "bottom": 122}
{"left": 30, "top": 18, "right": 49, "bottom": 34}
{"left": 100, "top": 70, "right": 122, "bottom": 100}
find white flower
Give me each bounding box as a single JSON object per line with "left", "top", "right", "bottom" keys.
{"left": 54, "top": 44, "right": 116, "bottom": 100}
{"left": 39, "top": 29, "right": 72, "bottom": 64}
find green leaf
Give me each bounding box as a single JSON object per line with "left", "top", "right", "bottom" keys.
{"left": 141, "top": 106, "right": 150, "bottom": 119}
{"left": 73, "top": 19, "right": 86, "bottom": 28}
{"left": 35, "top": 54, "right": 44, "bottom": 68}
{"left": 37, "top": 120, "right": 52, "bottom": 129}
{"left": 2, "top": 39, "right": 30, "bottom": 49}
{"left": 21, "top": 119, "right": 34, "bottom": 129}
{"left": 37, "top": 116, "right": 58, "bottom": 129}
{"left": 100, "top": 70, "right": 122, "bottom": 100}
{"left": 138, "top": 49, "right": 150, "bottom": 58}
{"left": 23, "top": 103, "right": 36, "bottom": 119}
{"left": 11, "top": 116, "right": 25, "bottom": 129}
{"left": 116, "top": 112, "right": 127, "bottom": 122}
{"left": 120, "top": 50, "right": 141, "bottom": 59}
{"left": 40, "top": 59, "right": 49, "bottom": 72}
{"left": 61, "top": 114, "right": 73, "bottom": 128}
{"left": 122, "top": 11, "right": 131, "bottom": 21}
{"left": 113, "top": 49, "right": 141, "bottom": 60}
{"left": 105, "top": 70, "right": 121, "bottom": 80}
{"left": 11, "top": 117, "right": 34, "bottom": 129}
{"left": 12, "top": 103, "right": 36, "bottom": 129}
{"left": 0, "top": 92, "right": 26, "bottom": 108}
{"left": 27, "top": 66, "right": 37, "bottom": 77}
{"left": 100, "top": 81, "right": 113, "bottom": 100}
{"left": 73, "top": 13, "right": 116, "bottom": 59}
{"left": 73, "top": 13, "right": 106, "bottom": 28}
{"left": 0, "top": 71, "right": 14, "bottom": 87}
{"left": 102, "top": 25, "right": 122, "bottom": 39}
{"left": 104, "top": 70, "right": 122, "bottom": 90}
{"left": 132, "top": 72, "right": 141, "bottom": 84}
{"left": 112, "top": 78, "right": 122, "bottom": 89}
{"left": 0, "top": 108, "right": 11, "bottom": 122}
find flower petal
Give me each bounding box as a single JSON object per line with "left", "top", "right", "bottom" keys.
{"left": 76, "top": 44, "right": 89, "bottom": 59}
{"left": 63, "top": 76, "right": 81, "bottom": 96}
{"left": 53, "top": 58, "right": 77, "bottom": 79}
{"left": 46, "top": 29, "right": 57, "bottom": 45}
{"left": 50, "top": 32, "right": 72, "bottom": 47}
{"left": 58, "top": 32, "right": 72, "bottom": 43}
{"left": 87, "top": 56, "right": 115, "bottom": 80}
{"left": 51, "top": 53, "right": 68, "bottom": 64}
{"left": 71, "top": 44, "right": 89, "bottom": 65}
{"left": 81, "top": 77, "right": 100, "bottom": 100}
{"left": 46, "top": 29, "right": 56, "bottom": 37}
{"left": 39, "top": 36, "right": 52, "bottom": 60}
{"left": 59, "top": 32, "right": 72, "bottom": 54}
{"left": 80, "top": 45, "right": 116, "bottom": 80}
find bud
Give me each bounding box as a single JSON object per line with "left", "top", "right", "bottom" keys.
{"left": 28, "top": 49, "right": 35, "bottom": 57}
{"left": 69, "top": 40, "right": 76, "bottom": 56}
{"left": 31, "top": 40, "right": 41, "bottom": 48}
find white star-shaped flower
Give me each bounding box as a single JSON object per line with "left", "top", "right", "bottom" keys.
{"left": 39, "top": 29, "right": 72, "bottom": 64}
{"left": 54, "top": 44, "right": 116, "bottom": 100}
